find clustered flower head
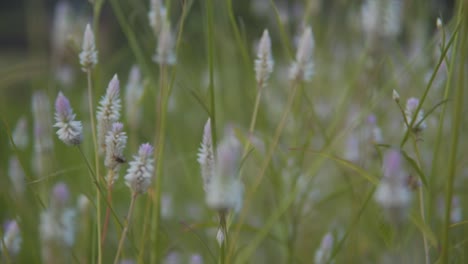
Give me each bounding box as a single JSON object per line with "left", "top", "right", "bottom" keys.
{"left": 198, "top": 124, "right": 244, "bottom": 213}
{"left": 375, "top": 150, "right": 411, "bottom": 222}
{"left": 79, "top": 23, "right": 98, "bottom": 71}
{"left": 105, "top": 122, "right": 127, "bottom": 180}
{"left": 1, "top": 220, "right": 21, "bottom": 256}
{"left": 40, "top": 182, "right": 76, "bottom": 263}
{"left": 404, "top": 97, "right": 426, "bottom": 133}
{"left": 124, "top": 143, "right": 154, "bottom": 194}
{"left": 54, "top": 92, "right": 83, "bottom": 146}
{"left": 97, "top": 75, "right": 121, "bottom": 154}
{"left": 289, "top": 26, "right": 314, "bottom": 82}
{"left": 153, "top": 19, "right": 176, "bottom": 65}
{"left": 255, "top": 29, "right": 274, "bottom": 87}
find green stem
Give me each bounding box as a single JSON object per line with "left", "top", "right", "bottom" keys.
{"left": 441, "top": 6, "right": 466, "bottom": 263}
{"left": 114, "top": 192, "right": 138, "bottom": 264}
{"left": 205, "top": 0, "right": 217, "bottom": 149}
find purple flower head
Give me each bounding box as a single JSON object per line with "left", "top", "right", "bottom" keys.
{"left": 52, "top": 182, "right": 70, "bottom": 207}
{"left": 139, "top": 143, "right": 154, "bottom": 157}
{"left": 189, "top": 254, "right": 203, "bottom": 264}
{"left": 406, "top": 97, "right": 419, "bottom": 112}
{"left": 367, "top": 114, "right": 377, "bottom": 125}
{"left": 119, "top": 259, "right": 136, "bottom": 264}
{"left": 383, "top": 150, "right": 402, "bottom": 180}
{"left": 4, "top": 220, "right": 19, "bottom": 233}
{"left": 55, "top": 92, "right": 72, "bottom": 120}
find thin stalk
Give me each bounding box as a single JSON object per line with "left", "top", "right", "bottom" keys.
{"left": 241, "top": 82, "right": 263, "bottom": 159}
{"left": 101, "top": 169, "right": 115, "bottom": 244}
{"left": 114, "top": 192, "right": 138, "bottom": 264}
{"left": 205, "top": 0, "right": 217, "bottom": 148}
{"left": 441, "top": 6, "right": 466, "bottom": 262}
{"left": 228, "top": 81, "right": 299, "bottom": 262}
{"left": 151, "top": 63, "right": 167, "bottom": 263}
{"left": 412, "top": 139, "right": 429, "bottom": 264}
{"left": 219, "top": 211, "right": 229, "bottom": 264}
{"left": 86, "top": 70, "right": 102, "bottom": 264}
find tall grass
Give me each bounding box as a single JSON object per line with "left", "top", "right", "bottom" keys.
{"left": 1, "top": 0, "right": 467, "bottom": 263}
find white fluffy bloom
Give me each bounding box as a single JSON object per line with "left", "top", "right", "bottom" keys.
{"left": 205, "top": 131, "right": 244, "bottom": 212}
{"left": 124, "top": 143, "right": 154, "bottom": 194}
{"left": 153, "top": 19, "right": 176, "bottom": 65}
{"left": 1, "top": 220, "right": 21, "bottom": 256}
{"left": 404, "top": 97, "right": 426, "bottom": 133}
{"left": 104, "top": 122, "right": 127, "bottom": 172}
{"left": 289, "top": 27, "right": 314, "bottom": 82}
{"left": 314, "top": 232, "right": 334, "bottom": 264}
{"left": 97, "top": 74, "right": 121, "bottom": 154}
{"left": 148, "top": 0, "right": 166, "bottom": 35}
{"left": 197, "top": 119, "right": 214, "bottom": 192}
{"left": 79, "top": 23, "right": 98, "bottom": 71}
{"left": 54, "top": 92, "right": 83, "bottom": 146}
{"left": 125, "top": 66, "right": 144, "bottom": 130}
{"left": 255, "top": 29, "right": 274, "bottom": 87}
{"left": 12, "top": 117, "right": 28, "bottom": 150}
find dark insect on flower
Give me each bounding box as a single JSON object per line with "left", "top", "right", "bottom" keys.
{"left": 114, "top": 156, "right": 126, "bottom": 164}
{"left": 406, "top": 174, "right": 420, "bottom": 191}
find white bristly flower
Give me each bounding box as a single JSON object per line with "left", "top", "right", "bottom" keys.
{"left": 1, "top": 220, "right": 21, "bottom": 256}
{"left": 289, "top": 27, "right": 314, "bottom": 82}
{"left": 404, "top": 97, "right": 426, "bottom": 133}
{"left": 255, "top": 29, "right": 274, "bottom": 87}
{"left": 197, "top": 119, "right": 214, "bottom": 192}
{"left": 54, "top": 92, "right": 83, "bottom": 146}
{"left": 125, "top": 66, "right": 144, "bottom": 130}
{"left": 124, "top": 143, "right": 154, "bottom": 194}
{"left": 105, "top": 122, "right": 127, "bottom": 174}
{"left": 314, "top": 232, "right": 334, "bottom": 264}
{"left": 97, "top": 74, "right": 121, "bottom": 154}
{"left": 8, "top": 156, "right": 25, "bottom": 196}
{"left": 375, "top": 150, "right": 411, "bottom": 222}
{"left": 153, "top": 19, "right": 176, "bottom": 65}
{"left": 205, "top": 130, "right": 244, "bottom": 213}
{"left": 79, "top": 23, "right": 98, "bottom": 71}
{"left": 12, "top": 117, "right": 28, "bottom": 150}
{"left": 148, "top": 0, "right": 166, "bottom": 35}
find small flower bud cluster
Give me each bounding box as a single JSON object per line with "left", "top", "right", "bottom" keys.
{"left": 79, "top": 24, "right": 98, "bottom": 71}
{"left": 255, "top": 29, "right": 274, "bottom": 88}
{"left": 54, "top": 92, "right": 83, "bottom": 146}
{"left": 289, "top": 27, "right": 314, "bottom": 82}
{"left": 97, "top": 75, "right": 122, "bottom": 154}
{"left": 124, "top": 143, "right": 154, "bottom": 194}
{"left": 197, "top": 124, "right": 244, "bottom": 213}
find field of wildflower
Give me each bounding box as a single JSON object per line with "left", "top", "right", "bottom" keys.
{"left": 1, "top": 0, "right": 467, "bottom": 263}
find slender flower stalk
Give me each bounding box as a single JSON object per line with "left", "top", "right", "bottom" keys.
{"left": 115, "top": 144, "right": 154, "bottom": 264}
{"left": 289, "top": 27, "right": 314, "bottom": 82}
{"left": 54, "top": 92, "right": 83, "bottom": 146}
{"left": 97, "top": 75, "right": 122, "bottom": 155}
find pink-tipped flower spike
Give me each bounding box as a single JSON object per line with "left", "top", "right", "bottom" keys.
{"left": 54, "top": 92, "right": 83, "bottom": 146}
{"left": 79, "top": 24, "right": 98, "bottom": 71}
{"left": 289, "top": 26, "right": 314, "bottom": 82}
{"left": 1, "top": 220, "right": 21, "bottom": 256}
{"left": 8, "top": 156, "right": 25, "bottom": 196}
{"left": 124, "top": 143, "right": 154, "bottom": 194}
{"left": 197, "top": 119, "right": 215, "bottom": 192}
{"left": 125, "top": 66, "right": 144, "bottom": 130}
{"left": 206, "top": 131, "right": 244, "bottom": 213}
{"left": 97, "top": 74, "right": 121, "bottom": 154}
{"left": 314, "top": 232, "right": 334, "bottom": 264}
{"left": 375, "top": 150, "right": 411, "bottom": 222}
{"left": 255, "top": 29, "right": 274, "bottom": 88}
{"left": 153, "top": 19, "right": 176, "bottom": 65}
{"left": 105, "top": 122, "right": 127, "bottom": 178}
{"left": 405, "top": 97, "right": 426, "bottom": 133}
{"left": 12, "top": 117, "right": 28, "bottom": 150}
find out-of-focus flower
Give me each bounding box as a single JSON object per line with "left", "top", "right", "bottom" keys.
{"left": 314, "top": 232, "right": 333, "bottom": 264}
{"left": 12, "top": 117, "right": 28, "bottom": 150}
{"left": 289, "top": 27, "right": 314, "bottom": 82}
{"left": 404, "top": 97, "right": 426, "bottom": 133}
{"left": 8, "top": 156, "right": 25, "bottom": 196}
{"left": 153, "top": 19, "right": 176, "bottom": 65}
{"left": 125, "top": 66, "right": 144, "bottom": 130}
{"left": 148, "top": 0, "right": 166, "bottom": 36}
{"left": 1, "top": 220, "right": 21, "bottom": 256}
{"left": 79, "top": 24, "right": 98, "bottom": 71}
{"left": 255, "top": 29, "right": 274, "bottom": 88}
